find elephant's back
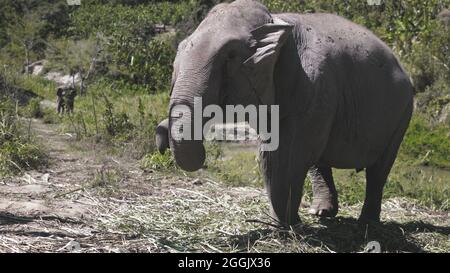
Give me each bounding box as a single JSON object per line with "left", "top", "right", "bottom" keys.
{"left": 275, "top": 13, "right": 395, "bottom": 69}
{"left": 275, "top": 12, "right": 411, "bottom": 90}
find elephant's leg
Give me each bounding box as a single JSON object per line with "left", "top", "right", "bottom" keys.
{"left": 359, "top": 115, "right": 411, "bottom": 223}
{"left": 360, "top": 163, "right": 391, "bottom": 223}
{"left": 260, "top": 119, "right": 309, "bottom": 227}
{"left": 308, "top": 165, "right": 338, "bottom": 217}
{"left": 262, "top": 151, "right": 308, "bottom": 227}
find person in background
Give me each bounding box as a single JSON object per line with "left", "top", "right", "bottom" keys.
{"left": 65, "top": 87, "right": 77, "bottom": 114}
{"left": 56, "top": 87, "right": 65, "bottom": 114}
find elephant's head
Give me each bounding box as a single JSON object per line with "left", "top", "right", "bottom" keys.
{"left": 168, "top": 0, "right": 292, "bottom": 171}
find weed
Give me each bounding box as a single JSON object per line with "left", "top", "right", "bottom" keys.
{"left": 141, "top": 150, "right": 176, "bottom": 171}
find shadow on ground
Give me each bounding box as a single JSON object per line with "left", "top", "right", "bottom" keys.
{"left": 231, "top": 217, "right": 450, "bottom": 253}
{"left": 0, "top": 212, "right": 82, "bottom": 226}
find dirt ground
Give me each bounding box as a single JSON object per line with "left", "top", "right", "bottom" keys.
{"left": 0, "top": 119, "right": 448, "bottom": 253}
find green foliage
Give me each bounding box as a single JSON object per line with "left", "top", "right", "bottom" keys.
{"left": 110, "top": 37, "right": 175, "bottom": 92}
{"left": 415, "top": 78, "right": 450, "bottom": 123}
{"left": 141, "top": 150, "right": 176, "bottom": 170}
{"left": 49, "top": 80, "right": 169, "bottom": 157}
{"left": 69, "top": 2, "right": 184, "bottom": 89}
{"left": 101, "top": 94, "right": 134, "bottom": 138}
{"left": 42, "top": 107, "right": 60, "bottom": 124}
{"left": 72, "top": 1, "right": 193, "bottom": 37}
{"left": 407, "top": 23, "right": 449, "bottom": 92}
{"left": 205, "top": 143, "right": 263, "bottom": 188}
{"left": 15, "top": 74, "right": 56, "bottom": 100}
{"left": 46, "top": 36, "right": 102, "bottom": 77}
{"left": 20, "top": 97, "right": 43, "bottom": 118}
{"left": 400, "top": 115, "right": 450, "bottom": 168}
{"left": 0, "top": 97, "right": 47, "bottom": 176}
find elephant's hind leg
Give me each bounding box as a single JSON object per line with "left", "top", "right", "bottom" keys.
{"left": 308, "top": 165, "right": 339, "bottom": 217}
{"left": 360, "top": 109, "right": 412, "bottom": 223}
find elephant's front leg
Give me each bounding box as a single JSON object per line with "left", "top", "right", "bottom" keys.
{"left": 261, "top": 149, "right": 308, "bottom": 227}
{"left": 308, "top": 165, "right": 339, "bottom": 217}
{"left": 259, "top": 122, "right": 309, "bottom": 227}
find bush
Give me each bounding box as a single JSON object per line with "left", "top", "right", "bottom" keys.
{"left": 415, "top": 78, "right": 450, "bottom": 123}
{"left": 21, "top": 97, "right": 43, "bottom": 118}
{"left": 141, "top": 150, "right": 176, "bottom": 170}
{"left": 70, "top": 2, "right": 188, "bottom": 89}
{"left": 407, "top": 21, "right": 450, "bottom": 92}
{"left": 399, "top": 115, "right": 450, "bottom": 168}
{"left": 0, "top": 97, "right": 47, "bottom": 176}
{"left": 102, "top": 94, "right": 134, "bottom": 138}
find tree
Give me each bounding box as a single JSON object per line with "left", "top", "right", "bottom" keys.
{"left": 46, "top": 36, "right": 104, "bottom": 95}
{"left": 7, "top": 12, "right": 45, "bottom": 74}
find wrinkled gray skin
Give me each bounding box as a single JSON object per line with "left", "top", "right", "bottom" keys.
{"left": 158, "top": 0, "right": 414, "bottom": 226}
{"left": 156, "top": 119, "right": 169, "bottom": 154}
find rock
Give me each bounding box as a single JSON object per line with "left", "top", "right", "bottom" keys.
{"left": 44, "top": 72, "right": 81, "bottom": 87}
{"left": 24, "top": 60, "right": 47, "bottom": 75}
{"left": 206, "top": 122, "right": 258, "bottom": 142}
{"left": 32, "top": 64, "right": 45, "bottom": 76}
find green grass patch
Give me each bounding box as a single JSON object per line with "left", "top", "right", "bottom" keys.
{"left": 19, "top": 97, "right": 43, "bottom": 118}
{"left": 206, "top": 143, "right": 263, "bottom": 188}
{"left": 15, "top": 75, "right": 57, "bottom": 100}
{"left": 141, "top": 150, "right": 176, "bottom": 171}
{"left": 399, "top": 115, "right": 450, "bottom": 168}
{"left": 0, "top": 97, "right": 47, "bottom": 176}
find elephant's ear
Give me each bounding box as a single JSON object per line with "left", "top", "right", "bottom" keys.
{"left": 243, "top": 18, "right": 293, "bottom": 105}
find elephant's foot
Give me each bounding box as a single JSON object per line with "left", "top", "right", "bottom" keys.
{"left": 308, "top": 165, "right": 338, "bottom": 217}
{"left": 270, "top": 210, "right": 302, "bottom": 228}
{"left": 308, "top": 196, "right": 338, "bottom": 217}
{"left": 358, "top": 204, "right": 381, "bottom": 224}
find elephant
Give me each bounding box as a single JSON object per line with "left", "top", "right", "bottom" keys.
{"left": 158, "top": 0, "right": 414, "bottom": 227}
{"left": 156, "top": 119, "right": 170, "bottom": 154}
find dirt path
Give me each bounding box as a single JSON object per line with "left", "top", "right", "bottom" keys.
{"left": 0, "top": 119, "right": 449, "bottom": 253}
{"left": 0, "top": 119, "right": 177, "bottom": 252}
{"left": 0, "top": 119, "right": 266, "bottom": 252}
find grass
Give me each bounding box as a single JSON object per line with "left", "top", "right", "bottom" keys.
{"left": 94, "top": 175, "right": 449, "bottom": 253}
{"left": 87, "top": 167, "right": 123, "bottom": 196}
{"left": 15, "top": 75, "right": 57, "bottom": 100}
{"left": 19, "top": 97, "right": 44, "bottom": 119}
{"left": 0, "top": 97, "right": 48, "bottom": 176}
{"left": 205, "top": 142, "right": 263, "bottom": 188}
{"left": 141, "top": 150, "right": 176, "bottom": 171}
{"left": 399, "top": 115, "right": 450, "bottom": 168}
{"left": 22, "top": 79, "right": 172, "bottom": 158}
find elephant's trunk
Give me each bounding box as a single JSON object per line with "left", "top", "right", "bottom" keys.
{"left": 168, "top": 71, "right": 209, "bottom": 172}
